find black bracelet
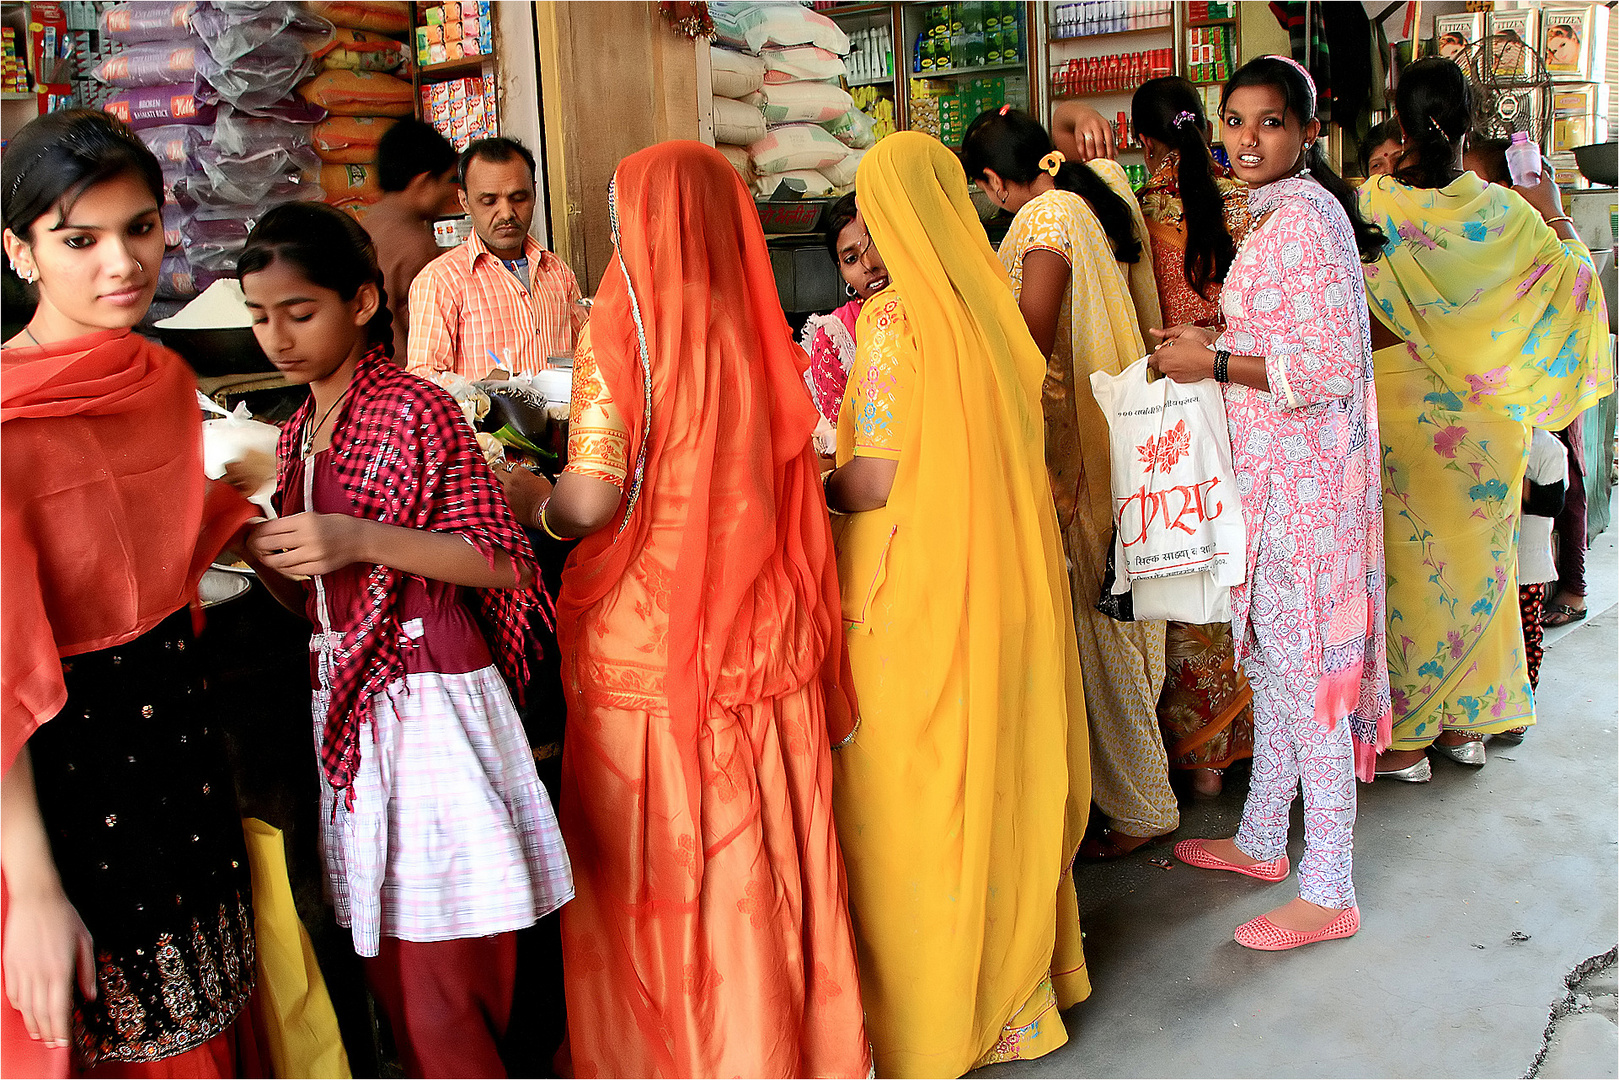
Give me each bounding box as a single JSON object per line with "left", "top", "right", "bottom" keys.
{"left": 1213, "top": 348, "right": 1231, "bottom": 383}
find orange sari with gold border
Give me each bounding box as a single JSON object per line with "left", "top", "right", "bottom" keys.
{"left": 554, "top": 143, "right": 870, "bottom": 1079}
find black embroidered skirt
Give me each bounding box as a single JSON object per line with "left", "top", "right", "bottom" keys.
{"left": 28, "top": 607, "right": 255, "bottom": 1067}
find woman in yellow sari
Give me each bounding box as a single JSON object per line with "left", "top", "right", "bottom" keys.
{"left": 821, "top": 131, "right": 1090, "bottom": 1077}
{"left": 959, "top": 106, "right": 1176, "bottom": 858}
{"left": 1360, "top": 60, "right": 1612, "bottom": 779}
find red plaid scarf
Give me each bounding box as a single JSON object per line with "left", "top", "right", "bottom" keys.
{"left": 273, "top": 345, "right": 549, "bottom": 807}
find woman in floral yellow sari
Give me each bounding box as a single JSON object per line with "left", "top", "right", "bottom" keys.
{"left": 821, "top": 132, "right": 1090, "bottom": 1077}
{"left": 1360, "top": 60, "right": 1613, "bottom": 779}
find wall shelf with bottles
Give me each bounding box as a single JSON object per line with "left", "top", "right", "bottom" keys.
{"left": 1043, "top": 0, "right": 1179, "bottom": 158}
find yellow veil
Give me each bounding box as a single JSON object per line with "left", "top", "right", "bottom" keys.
{"left": 832, "top": 131, "right": 1091, "bottom": 1076}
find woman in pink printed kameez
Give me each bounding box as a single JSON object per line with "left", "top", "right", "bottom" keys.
{"left": 1150, "top": 56, "right": 1391, "bottom": 952}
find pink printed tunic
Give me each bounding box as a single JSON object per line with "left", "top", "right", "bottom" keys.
{"left": 1213, "top": 175, "right": 1391, "bottom": 780}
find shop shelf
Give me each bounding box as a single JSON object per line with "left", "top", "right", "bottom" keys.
{"left": 913, "top": 60, "right": 1026, "bottom": 79}
{"left": 1052, "top": 88, "right": 1137, "bottom": 98}
{"left": 419, "top": 55, "right": 487, "bottom": 80}
{"left": 1049, "top": 22, "right": 1173, "bottom": 43}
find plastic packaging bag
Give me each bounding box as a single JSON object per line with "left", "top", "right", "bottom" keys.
{"left": 139, "top": 123, "right": 212, "bottom": 166}
{"left": 195, "top": 141, "right": 320, "bottom": 205}
{"left": 318, "top": 162, "right": 381, "bottom": 201}
{"left": 822, "top": 107, "right": 877, "bottom": 149}
{"left": 715, "top": 142, "right": 754, "bottom": 181}
{"left": 176, "top": 174, "right": 321, "bottom": 220}
{"left": 297, "top": 70, "right": 414, "bottom": 116}
{"left": 748, "top": 123, "right": 852, "bottom": 175}
{"left": 198, "top": 391, "right": 280, "bottom": 513}
{"left": 762, "top": 45, "right": 847, "bottom": 83}
{"left": 192, "top": 1, "right": 333, "bottom": 65}
{"left": 101, "top": 2, "right": 196, "bottom": 44}
{"left": 712, "top": 95, "right": 767, "bottom": 146}
{"left": 712, "top": 3, "right": 848, "bottom": 55}
{"left": 156, "top": 251, "right": 203, "bottom": 300}
{"left": 819, "top": 147, "right": 863, "bottom": 188}
{"left": 304, "top": 1, "right": 412, "bottom": 36}
{"left": 210, "top": 107, "right": 312, "bottom": 157}
{"left": 710, "top": 45, "right": 765, "bottom": 98}
{"left": 103, "top": 81, "right": 217, "bottom": 129}
{"left": 756, "top": 80, "right": 853, "bottom": 125}
{"left": 310, "top": 115, "right": 396, "bottom": 163}
{"left": 315, "top": 27, "right": 411, "bottom": 72}
{"left": 92, "top": 40, "right": 210, "bottom": 87}
{"left": 1088, "top": 356, "right": 1247, "bottom": 623}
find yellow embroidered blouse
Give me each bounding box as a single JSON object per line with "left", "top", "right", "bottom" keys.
{"left": 564, "top": 324, "right": 630, "bottom": 488}
{"left": 840, "top": 290, "right": 914, "bottom": 462}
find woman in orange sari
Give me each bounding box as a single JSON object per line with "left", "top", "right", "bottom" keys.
{"left": 529, "top": 141, "right": 870, "bottom": 1078}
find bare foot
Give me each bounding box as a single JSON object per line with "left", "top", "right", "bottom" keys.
{"left": 1551, "top": 589, "right": 1587, "bottom": 613}
{"left": 1191, "top": 768, "right": 1223, "bottom": 798}
{"left": 1198, "top": 837, "right": 1260, "bottom": 866}
{"left": 1434, "top": 730, "right": 1483, "bottom": 748}
{"left": 1261, "top": 896, "right": 1347, "bottom": 934}
{"left": 1377, "top": 748, "right": 1428, "bottom": 772}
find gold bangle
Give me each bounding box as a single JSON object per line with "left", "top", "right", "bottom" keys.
{"left": 536, "top": 497, "right": 566, "bottom": 542}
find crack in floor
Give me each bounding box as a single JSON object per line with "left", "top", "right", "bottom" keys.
{"left": 1524, "top": 946, "right": 1618, "bottom": 1079}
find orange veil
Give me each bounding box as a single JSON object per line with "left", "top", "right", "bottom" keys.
{"left": 556, "top": 141, "right": 854, "bottom": 743}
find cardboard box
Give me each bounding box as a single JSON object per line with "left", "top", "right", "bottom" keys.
{"left": 1434, "top": 12, "right": 1484, "bottom": 63}
{"left": 1487, "top": 9, "right": 1539, "bottom": 79}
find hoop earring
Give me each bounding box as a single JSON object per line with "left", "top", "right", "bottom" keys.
{"left": 845, "top": 282, "right": 859, "bottom": 299}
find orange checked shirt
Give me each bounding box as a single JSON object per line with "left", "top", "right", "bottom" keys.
{"left": 406, "top": 229, "right": 584, "bottom": 378}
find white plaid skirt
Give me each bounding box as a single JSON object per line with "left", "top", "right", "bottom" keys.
{"left": 313, "top": 660, "right": 574, "bottom": 958}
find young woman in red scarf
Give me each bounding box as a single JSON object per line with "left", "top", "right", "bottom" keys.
{"left": 1, "top": 110, "right": 259, "bottom": 1077}
{"left": 237, "top": 203, "right": 573, "bottom": 1078}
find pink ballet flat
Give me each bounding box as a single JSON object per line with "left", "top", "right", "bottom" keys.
{"left": 1234, "top": 905, "right": 1360, "bottom": 951}
{"left": 1172, "top": 838, "right": 1290, "bottom": 882}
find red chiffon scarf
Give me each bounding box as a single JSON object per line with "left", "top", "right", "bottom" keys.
{"left": 2, "top": 330, "right": 253, "bottom": 773}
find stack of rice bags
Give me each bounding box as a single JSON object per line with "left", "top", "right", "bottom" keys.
{"left": 709, "top": 3, "right": 876, "bottom": 199}
{"left": 95, "top": 1, "right": 330, "bottom": 304}
{"left": 298, "top": 2, "right": 416, "bottom": 219}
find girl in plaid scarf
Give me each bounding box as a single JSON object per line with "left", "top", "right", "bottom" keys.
{"left": 239, "top": 202, "right": 572, "bottom": 1078}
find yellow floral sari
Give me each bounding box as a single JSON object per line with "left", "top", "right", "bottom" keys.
{"left": 833, "top": 132, "right": 1090, "bottom": 1078}
{"left": 1360, "top": 174, "right": 1612, "bottom": 748}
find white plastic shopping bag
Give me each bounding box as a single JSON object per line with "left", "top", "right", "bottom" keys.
{"left": 1089, "top": 357, "right": 1246, "bottom": 623}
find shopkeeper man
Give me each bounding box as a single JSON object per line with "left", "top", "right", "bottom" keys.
{"left": 407, "top": 136, "right": 584, "bottom": 378}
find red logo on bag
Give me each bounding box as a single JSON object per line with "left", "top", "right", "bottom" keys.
{"left": 171, "top": 95, "right": 197, "bottom": 118}
{"left": 1136, "top": 419, "right": 1190, "bottom": 474}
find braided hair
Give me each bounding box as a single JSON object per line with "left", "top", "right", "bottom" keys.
{"left": 961, "top": 107, "right": 1142, "bottom": 264}
{"left": 1132, "top": 76, "right": 1234, "bottom": 298}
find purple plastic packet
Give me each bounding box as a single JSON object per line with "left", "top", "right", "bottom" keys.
{"left": 104, "top": 81, "right": 218, "bottom": 129}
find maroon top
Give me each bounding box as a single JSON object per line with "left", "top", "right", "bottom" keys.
{"left": 286, "top": 449, "right": 492, "bottom": 680}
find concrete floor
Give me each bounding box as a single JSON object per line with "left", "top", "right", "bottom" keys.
{"left": 977, "top": 523, "right": 1619, "bottom": 1078}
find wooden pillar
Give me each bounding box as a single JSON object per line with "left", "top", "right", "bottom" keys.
{"left": 533, "top": 1, "right": 702, "bottom": 293}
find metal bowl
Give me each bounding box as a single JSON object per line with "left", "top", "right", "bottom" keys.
{"left": 1571, "top": 143, "right": 1618, "bottom": 188}
{"left": 199, "top": 568, "right": 252, "bottom": 608}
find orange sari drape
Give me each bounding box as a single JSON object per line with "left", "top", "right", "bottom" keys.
{"left": 555, "top": 142, "right": 870, "bottom": 1079}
